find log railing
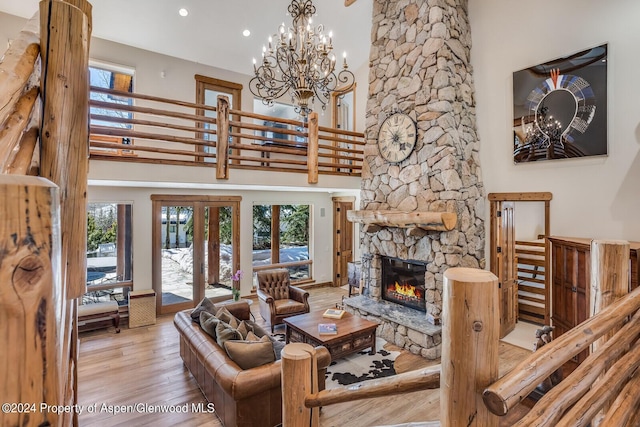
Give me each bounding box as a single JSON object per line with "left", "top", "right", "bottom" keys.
{"left": 484, "top": 240, "right": 640, "bottom": 427}
{"left": 0, "top": 1, "right": 92, "bottom": 426}
{"left": 281, "top": 242, "right": 640, "bottom": 426}
{"left": 280, "top": 267, "right": 500, "bottom": 426}
{"left": 88, "top": 87, "right": 365, "bottom": 184}
{"left": 0, "top": 14, "right": 41, "bottom": 174}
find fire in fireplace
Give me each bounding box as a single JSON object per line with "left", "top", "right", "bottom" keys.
{"left": 381, "top": 256, "right": 426, "bottom": 312}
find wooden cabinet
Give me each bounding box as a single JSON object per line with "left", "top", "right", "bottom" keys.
{"left": 549, "top": 236, "right": 640, "bottom": 364}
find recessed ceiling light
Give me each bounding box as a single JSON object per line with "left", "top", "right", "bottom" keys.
{"left": 178, "top": 8, "right": 189, "bottom": 17}
{"left": 242, "top": 29, "right": 251, "bottom": 37}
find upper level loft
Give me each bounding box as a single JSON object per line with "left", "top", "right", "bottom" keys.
{"left": 88, "top": 85, "right": 365, "bottom": 189}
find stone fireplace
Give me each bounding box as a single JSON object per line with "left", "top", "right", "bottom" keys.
{"left": 342, "top": 0, "right": 486, "bottom": 360}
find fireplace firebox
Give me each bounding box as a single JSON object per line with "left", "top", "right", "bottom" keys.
{"left": 381, "top": 256, "right": 426, "bottom": 312}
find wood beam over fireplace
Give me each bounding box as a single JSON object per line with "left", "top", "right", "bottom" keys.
{"left": 347, "top": 210, "right": 457, "bottom": 232}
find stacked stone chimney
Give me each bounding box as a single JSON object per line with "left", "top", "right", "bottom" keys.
{"left": 360, "top": 0, "right": 485, "bottom": 318}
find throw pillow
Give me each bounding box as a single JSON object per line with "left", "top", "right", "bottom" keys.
{"left": 199, "top": 312, "right": 220, "bottom": 340}
{"left": 271, "top": 336, "right": 286, "bottom": 360}
{"left": 245, "top": 331, "right": 260, "bottom": 341}
{"left": 224, "top": 339, "right": 276, "bottom": 369}
{"left": 248, "top": 321, "right": 268, "bottom": 338}
{"left": 215, "top": 321, "right": 242, "bottom": 348}
{"left": 236, "top": 320, "right": 254, "bottom": 339}
{"left": 191, "top": 298, "right": 217, "bottom": 324}
{"left": 215, "top": 307, "right": 239, "bottom": 328}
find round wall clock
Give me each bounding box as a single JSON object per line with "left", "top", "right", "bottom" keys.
{"left": 377, "top": 112, "right": 417, "bottom": 163}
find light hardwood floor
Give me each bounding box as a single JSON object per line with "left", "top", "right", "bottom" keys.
{"left": 78, "top": 286, "right": 532, "bottom": 426}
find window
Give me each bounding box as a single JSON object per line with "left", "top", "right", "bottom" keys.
{"left": 253, "top": 204, "right": 311, "bottom": 283}
{"left": 89, "top": 61, "right": 135, "bottom": 155}
{"left": 331, "top": 84, "right": 356, "bottom": 131}
{"left": 89, "top": 61, "right": 134, "bottom": 127}
{"left": 84, "top": 203, "right": 133, "bottom": 306}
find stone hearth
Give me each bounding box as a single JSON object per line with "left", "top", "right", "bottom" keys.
{"left": 343, "top": 295, "right": 442, "bottom": 359}
{"left": 347, "top": 0, "right": 485, "bottom": 359}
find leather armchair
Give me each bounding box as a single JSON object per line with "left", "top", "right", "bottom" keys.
{"left": 256, "top": 268, "right": 310, "bottom": 332}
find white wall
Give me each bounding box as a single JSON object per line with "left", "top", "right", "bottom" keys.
{"left": 514, "top": 202, "right": 546, "bottom": 242}
{"left": 470, "top": 0, "right": 640, "bottom": 246}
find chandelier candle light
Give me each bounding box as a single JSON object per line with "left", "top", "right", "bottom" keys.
{"left": 249, "top": 0, "right": 355, "bottom": 116}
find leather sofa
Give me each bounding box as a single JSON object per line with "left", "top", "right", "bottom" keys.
{"left": 174, "top": 301, "right": 330, "bottom": 427}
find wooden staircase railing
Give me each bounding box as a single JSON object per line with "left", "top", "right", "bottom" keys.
{"left": 515, "top": 239, "right": 546, "bottom": 324}
{"left": 0, "top": 1, "right": 92, "bottom": 426}
{"left": 281, "top": 241, "right": 640, "bottom": 426}
{"left": 485, "top": 240, "right": 640, "bottom": 427}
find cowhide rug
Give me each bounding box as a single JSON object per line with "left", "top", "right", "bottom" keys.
{"left": 325, "top": 338, "right": 400, "bottom": 388}
{"left": 270, "top": 333, "right": 401, "bottom": 388}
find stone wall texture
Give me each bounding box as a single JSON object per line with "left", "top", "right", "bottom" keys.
{"left": 361, "top": 0, "right": 485, "bottom": 318}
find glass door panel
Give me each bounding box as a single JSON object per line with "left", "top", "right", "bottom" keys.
{"left": 204, "top": 205, "right": 233, "bottom": 299}
{"left": 159, "top": 204, "right": 195, "bottom": 311}
{"left": 153, "top": 196, "right": 241, "bottom": 314}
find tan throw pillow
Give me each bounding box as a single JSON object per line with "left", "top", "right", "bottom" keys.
{"left": 199, "top": 311, "right": 220, "bottom": 339}
{"left": 245, "top": 331, "right": 260, "bottom": 341}
{"left": 224, "top": 339, "right": 276, "bottom": 369}
{"left": 247, "top": 320, "right": 268, "bottom": 338}
{"left": 215, "top": 307, "right": 239, "bottom": 328}
{"left": 215, "top": 321, "right": 242, "bottom": 348}
{"left": 191, "top": 298, "right": 217, "bottom": 324}
{"left": 236, "top": 320, "right": 254, "bottom": 339}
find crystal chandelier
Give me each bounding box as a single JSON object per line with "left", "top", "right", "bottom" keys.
{"left": 249, "top": 0, "right": 355, "bottom": 116}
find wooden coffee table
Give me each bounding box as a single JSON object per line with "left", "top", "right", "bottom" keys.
{"left": 284, "top": 310, "right": 379, "bottom": 360}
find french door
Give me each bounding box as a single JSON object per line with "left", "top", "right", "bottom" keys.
{"left": 152, "top": 195, "right": 241, "bottom": 315}
{"left": 333, "top": 196, "right": 355, "bottom": 287}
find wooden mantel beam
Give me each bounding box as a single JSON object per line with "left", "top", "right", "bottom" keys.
{"left": 347, "top": 210, "right": 457, "bottom": 232}
{"left": 345, "top": 0, "right": 358, "bottom": 6}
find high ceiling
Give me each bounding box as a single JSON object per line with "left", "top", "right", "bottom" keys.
{"left": 0, "top": 0, "right": 373, "bottom": 76}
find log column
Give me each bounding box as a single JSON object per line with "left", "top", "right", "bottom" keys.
{"left": 441, "top": 267, "right": 500, "bottom": 427}
{"left": 281, "top": 343, "right": 319, "bottom": 427}
{"left": 0, "top": 175, "right": 62, "bottom": 427}
{"left": 39, "top": 0, "right": 92, "bottom": 299}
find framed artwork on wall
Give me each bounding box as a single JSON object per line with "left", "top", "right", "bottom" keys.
{"left": 512, "top": 44, "right": 608, "bottom": 163}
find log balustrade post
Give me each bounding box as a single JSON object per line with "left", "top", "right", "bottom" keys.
{"left": 0, "top": 175, "right": 62, "bottom": 427}
{"left": 589, "top": 239, "right": 630, "bottom": 426}
{"left": 216, "top": 95, "right": 229, "bottom": 179}
{"left": 39, "top": 0, "right": 92, "bottom": 299}
{"left": 441, "top": 267, "right": 500, "bottom": 427}
{"left": 281, "top": 343, "right": 319, "bottom": 427}
{"left": 590, "top": 239, "right": 630, "bottom": 352}
{"left": 307, "top": 111, "right": 319, "bottom": 184}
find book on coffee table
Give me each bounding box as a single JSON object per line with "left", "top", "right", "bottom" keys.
{"left": 318, "top": 323, "right": 338, "bottom": 335}
{"left": 322, "top": 308, "right": 346, "bottom": 319}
